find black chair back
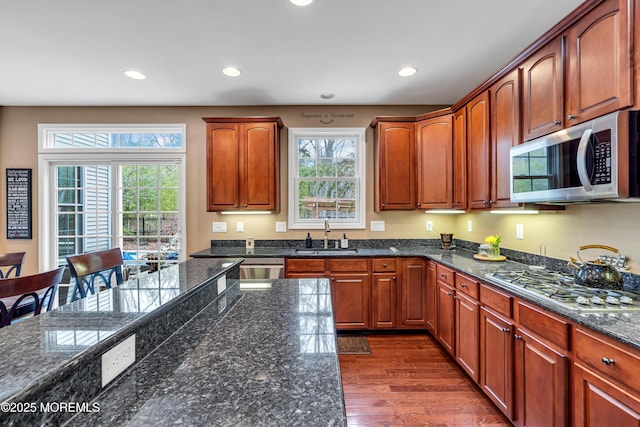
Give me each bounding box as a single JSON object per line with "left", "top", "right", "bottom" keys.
{"left": 0, "top": 252, "right": 26, "bottom": 278}
{"left": 0, "top": 267, "right": 65, "bottom": 327}
{"left": 66, "top": 248, "right": 124, "bottom": 302}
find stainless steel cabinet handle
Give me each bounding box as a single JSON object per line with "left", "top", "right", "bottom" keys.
{"left": 552, "top": 120, "right": 561, "bottom": 125}
{"left": 460, "top": 283, "right": 467, "bottom": 288}
{"left": 447, "top": 292, "right": 453, "bottom": 296}
{"left": 567, "top": 114, "right": 575, "bottom": 120}
{"left": 501, "top": 327, "right": 510, "bottom": 333}
{"left": 514, "top": 335, "right": 522, "bottom": 340}
{"left": 602, "top": 357, "right": 615, "bottom": 366}
{"left": 453, "top": 295, "right": 458, "bottom": 300}
{"left": 383, "top": 264, "right": 387, "bottom": 268}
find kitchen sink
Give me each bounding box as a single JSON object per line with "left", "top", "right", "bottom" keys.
{"left": 294, "top": 248, "right": 358, "bottom": 255}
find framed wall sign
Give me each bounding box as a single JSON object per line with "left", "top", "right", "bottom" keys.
{"left": 6, "top": 168, "right": 32, "bottom": 239}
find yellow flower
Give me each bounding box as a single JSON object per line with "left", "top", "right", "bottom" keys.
{"left": 484, "top": 234, "right": 501, "bottom": 248}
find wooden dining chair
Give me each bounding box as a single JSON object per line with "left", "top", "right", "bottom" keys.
{"left": 66, "top": 248, "right": 125, "bottom": 302}
{"left": 0, "top": 266, "right": 65, "bottom": 327}
{"left": 0, "top": 252, "right": 26, "bottom": 278}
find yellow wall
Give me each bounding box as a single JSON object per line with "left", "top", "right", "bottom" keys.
{"left": 1, "top": 105, "right": 639, "bottom": 274}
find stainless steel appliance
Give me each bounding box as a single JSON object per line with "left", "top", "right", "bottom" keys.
{"left": 486, "top": 269, "right": 640, "bottom": 312}
{"left": 239, "top": 258, "right": 284, "bottom": 281}
{"left": 510, "top": 110, "right": 640, "bottom": 203}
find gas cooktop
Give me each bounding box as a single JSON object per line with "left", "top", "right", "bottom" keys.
{"left": 486, "top": 269, "right": 640, "bottom": 312}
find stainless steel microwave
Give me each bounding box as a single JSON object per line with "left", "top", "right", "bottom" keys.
{"left": 510, "top": 110, "right": 640, "bottom": 203}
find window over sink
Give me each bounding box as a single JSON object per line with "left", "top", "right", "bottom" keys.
{"left": 287, "top": 127, "right": 366, "bottom": 229}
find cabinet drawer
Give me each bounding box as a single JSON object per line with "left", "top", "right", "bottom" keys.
{"left": 286, "top": 258, "right": 326, "bottom": 273}
{"left": 480, "top": 283, "right": 513, "bottom": 317}
{"left": 574, "top": 327, "right": 640, "bottom": 392}
{"left": 329, "top": 258, "right": 369, "bottom": 273}
{"left": 372, "top": 258, "right": 396, "bottom": 272}
{"left": 436, "top": 264, "right": 455, "bottom": 286}
{"left": 517, "top": 301, "right": 569, "bottom": 350}
{"left": 455, "top": 273, "right": 479, "bottom": 299}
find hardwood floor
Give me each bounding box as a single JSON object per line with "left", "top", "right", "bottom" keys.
{"left": 339, "top": 333, "right": 512, "bottom": 426}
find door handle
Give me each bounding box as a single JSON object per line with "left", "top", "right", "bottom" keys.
{"left": 576, "top": 128, "right": 593, "bottom": 192}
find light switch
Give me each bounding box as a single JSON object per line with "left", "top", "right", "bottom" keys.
{"left": 275, "top": 221, "right": 287, "bottom": 232}
{"left": 516, "top": 224, "right": 524, "bottom": 240}
{"left": 426, "top": 220, "right": 433, "bottom": 231}
{"left": 467, "top": 220, "right": 473, "bottom": 232}
{"left": 236, "top": 221, "right": 244, "bottom": 232}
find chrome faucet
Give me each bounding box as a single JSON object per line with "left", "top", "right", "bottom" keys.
{"left": 323, "top": 218, "right": 331, "bottom": 249}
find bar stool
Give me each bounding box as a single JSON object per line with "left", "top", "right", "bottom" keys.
{"left": 0, "top": 252, "right": 26, "bottom": 278}
{"left": 0, "top": 267, "right": 65, "bottom": 327}
{"left": 66, "top": 248, "right": 125, "bottom": 302}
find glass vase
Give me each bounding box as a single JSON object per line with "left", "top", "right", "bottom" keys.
{"left": 488, "top": 246, "right": 501, "bottom": 258}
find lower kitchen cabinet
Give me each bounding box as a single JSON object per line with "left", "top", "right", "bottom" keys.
{"left": 455, "top": 291, "right": 480, "bottom": 383}
{"left": 573, "top": 327, "right": 640, "bottom": 426}
{"left": 480, "top": 306, "right": 515, "bottom": 420}
{"left": 514, "top": 327, "right": 568, "bottom": 427}
{"left": 425, "top": 261, "right": 437, "bottom": 333}
{"left": 372, "top": 273, "right": 397, "bottom": 328}
{"left": 330, "top": 273, "right": 370, "bottom": 329}
{"left": 436, "top": 280, "right": 455, "bottom": 355}
{"left": 399, "top": 258, "right": 428, "bottom": 328}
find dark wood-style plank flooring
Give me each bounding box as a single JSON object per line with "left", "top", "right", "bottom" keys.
{"left": 339, "top": 333, "right": 512, "bottom": 426}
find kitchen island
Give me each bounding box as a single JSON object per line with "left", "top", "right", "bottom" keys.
{"left": 0, "top": 258, "right": 346, "bottom": 426}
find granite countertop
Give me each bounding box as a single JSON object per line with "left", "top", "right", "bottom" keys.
{"left": 192, "top": 244, "right": 640, "bottom": 351}
{"left": 67, "top": 278, "right": 345, "bottom": 426}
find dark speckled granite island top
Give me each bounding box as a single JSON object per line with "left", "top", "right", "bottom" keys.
{"left": 0, "top": 258, "right": 345, "bottom": 426}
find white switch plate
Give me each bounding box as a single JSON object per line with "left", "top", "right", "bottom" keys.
{"left": 212, "top": 222, "right": 227, "bottom": 232}
{"left": 426, "top": 220, "right": 433, "bottom": 231}
{"left": 516, "top": 224, "right": 524, "bottom": 240}
{"left": 467, "top": 220, "right": 473, "bottom": 232}
{"left": 275, "top": 221, "right": 287, "bottom": 232}
{"left": 236, "top": 221, "right": 244, "bottom": 232}
{"left": 370, "top": 220, "right": 385, "bottom": 231}
{"left": 102, "top": 334, "right": 136, "bottom": 387}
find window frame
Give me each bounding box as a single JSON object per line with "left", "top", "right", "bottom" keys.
{"left": 38, "top": 124, "right": 186, "bottom": 272}
{"left": 287, "top": 127, "right": 366, "bottom": 230}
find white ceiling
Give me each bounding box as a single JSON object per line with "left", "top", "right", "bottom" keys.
{"left": 0, "top": 0, "right": 585, "bottom": 107}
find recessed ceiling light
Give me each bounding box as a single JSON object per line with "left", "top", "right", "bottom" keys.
{"left": 124, "top": 70, "right": 146, "bottom": 80}
{"left": 290, "top": 0, "right": 313, "bottom": 5}
{"left": 320, "top": 93, "right": 335, "bottom": 100}
{"left": 222, "top": 66, "right": 242, "bottom": 77}
{"left": 398, "top": 67, "right": 417, "bottom": 77}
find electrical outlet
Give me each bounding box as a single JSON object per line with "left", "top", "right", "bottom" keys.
{"left": 426, "top": 220, "right": 433, "bottom": 231}
{"left": 370, "top": 220, "right": 385, "bottom": 231}
{"left": 212, "top": 222, "right": 227, "bottom": 233}
{"left": 516, "top": 224, "right": 524, "bottom": 240}
{"left": 236, "top": 221, "right": 244, "bottom": 232}
{"left": 217, "top": 275, "right": 227, "bottom": 294}
{"left": 467, "top": 220, "right": 473, "bottom": 232}
{"left": 102, "top": 334, "right": 136, "bottom": 387}
{"left": 275, "top": 221, "right": 287, "bottom": 232}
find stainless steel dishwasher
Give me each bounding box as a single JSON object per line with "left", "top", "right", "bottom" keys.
{"left": 239, "top": 258, "right": 285, "bottom": 281}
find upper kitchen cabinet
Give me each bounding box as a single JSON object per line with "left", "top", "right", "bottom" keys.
{"left": 452, "top": 108, "right": 468, "bottom": 209}
{"left": 204, "top": 117, "right": 283, "bottom": 212}
{"left": 466, "top": 91, "right": 492, "bottom": 209}
{"left": 564, "top": 0, "right": 632, "bottom": 125}
{"left": 373, "top": 120, "right": 416, "bottom": 210}
{"left": 490, "top": 69, "right": 521, "bottom": 208}
{"left": 522, "top": 0, "right": 632, "bottom": 140}
{"left": 416, "top": 114, "right": 454, "bottom": 209}
{"left": 521, "top": 38, "right": 564, "bottom": 141}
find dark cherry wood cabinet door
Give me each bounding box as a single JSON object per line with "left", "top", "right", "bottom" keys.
{"left": 466, "top": 91, "right": 492, "bottom": 210}
{"left": 425, "top": 261, "right": 437, "bottom": 334}
{"left": 416, "top": 115, "right": 453, "bottom": 209}
{"left": 514, "top": 328, "right": 568, "bottom": 427}
{"left": 480, "top": 306, "right": 514, "bottom": 420}
{"left": 490, "top": 69, "right": 521, "bottom": 209}
{"left": 573, "top": 362, "right": 640, "bottom": 427}
{"left": 436, "top": 280, "right": 455, "bottom": 355}
{"left": 399, "top": 259, "right": 427, "bottom": 327}
{"left": 241, "top": 122, "right": 279, "bottom": 210}
{"left": 455, "top": 291, "right": 480, "bottom": 383}
{"left": 565, "top": 0, "right": 632, "bottom": 125}
{"left": 330, "top": 273, "right": 370, "bottom": 330}
{"left": 452, "top": 108, "right": 467, "bottom": 210}
{"left": 372, "top": 273, "right": 397, "bottom": 329}
{"left": 376, "top": 122, "right": 416, "bottom": 210}
{"left": 206, "top": 123, "right": 240, "bottom": 211}
{"left": 522, "top": 38, "right": 564, "bottom": 141}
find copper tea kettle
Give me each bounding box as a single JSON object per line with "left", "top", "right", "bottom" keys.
{"left": 568, "top": 244, "right": 623, "bottom": 290}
